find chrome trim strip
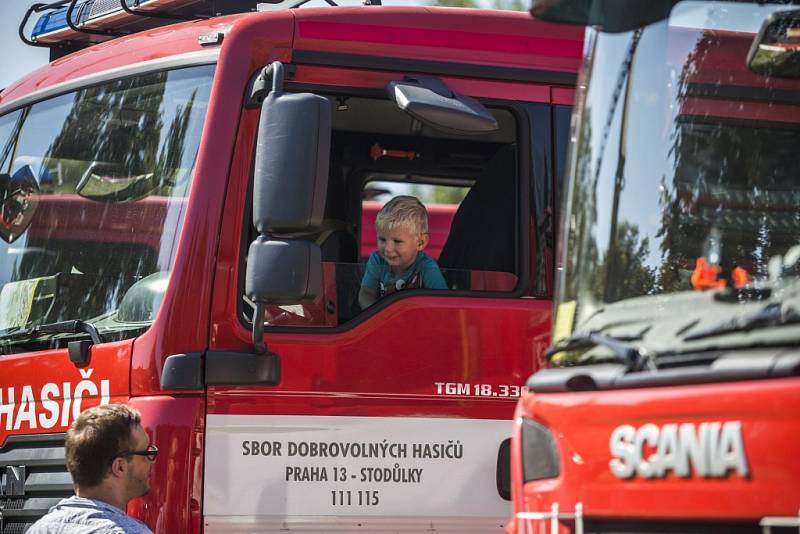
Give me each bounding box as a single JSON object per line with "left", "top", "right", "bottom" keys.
{"left": 516, "top": 502, "right": 584, "bottom": 534}
{"left": 761, "top": 513, "right": 800, "bottom": 534}
{"left": 0, "top": 49, "right": 219, "bottom": 115}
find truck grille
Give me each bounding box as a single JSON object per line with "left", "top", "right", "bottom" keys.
{"left": 0, "top": 434, "right": 72, "bottom": 534}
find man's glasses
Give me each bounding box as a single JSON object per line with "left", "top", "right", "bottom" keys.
{"left": 116, "top": 444, "right": 159, "bottom": 462}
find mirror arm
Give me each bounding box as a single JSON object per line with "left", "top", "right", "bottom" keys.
{"left": 252, "top": 299, "right": 267, "bottom": 355}
{"left": 246, "top": 61, "right": 295, "bottom": 108}
{"left": 266, "top": 61, "right": 284, "bottom": 94}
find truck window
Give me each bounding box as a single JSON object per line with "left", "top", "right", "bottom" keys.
{"left": 0, "top": 65, "right": 214, "bottom": 352}
{"left": 243, "top": 95, "right": 525, "bottom": 328}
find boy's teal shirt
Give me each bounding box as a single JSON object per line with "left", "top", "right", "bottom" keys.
{"left": 361, "top": 251, "right": 447, "bottom": 295}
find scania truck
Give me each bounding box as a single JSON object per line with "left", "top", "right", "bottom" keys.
{"left": 510, "top": 0, "right": 800, "bottom": 532}
{"left": 0, "top": 0, "right": 582, "bottom": 531}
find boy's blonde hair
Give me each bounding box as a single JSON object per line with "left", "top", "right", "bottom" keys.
{"left": 375, "top": 195, "right": 429, "bottom": 235}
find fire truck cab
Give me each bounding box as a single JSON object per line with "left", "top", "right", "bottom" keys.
{"left": 0, "top": 1, "right": 582, "bottom": 531}
{"left": 511, "top": 1, "right": 800, "bottom": 533}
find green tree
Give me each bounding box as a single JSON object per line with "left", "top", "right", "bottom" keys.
{"left": 596, "top": 221, "right": 658, "bottom": 303}
{"left": 47, "top": 73, "right": 167, "bottom": 183}
{"left": 408, "top": 184, "right": 468, "bottom": 205}
{"left": 428, "top": 0, "right": 478, "bottom": 7}
{"left": 432, "top": 186, "right": 468, "bottom": 204}
{"left": 491, "top": 0, "right": 525, "bottom": 11}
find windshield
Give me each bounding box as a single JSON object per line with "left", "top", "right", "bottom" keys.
{"left": 0, "top": 65, "right": 214, "bottom": 346}
{"left": 557, "top": 1, "right": 800, "bottom": 354}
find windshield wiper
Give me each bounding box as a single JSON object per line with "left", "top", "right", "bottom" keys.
{"left": 0, "top": 320, "right": 102, "bottom": 344}
{"left": 544, "top": 332, "right": 655, "bottom": 371}
{"left": 684, "top": 302, "right": 800, "bottom": 342}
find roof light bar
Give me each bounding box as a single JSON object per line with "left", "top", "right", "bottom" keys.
{"left": 28, "top": 0, "right": 208, "bottom": 44}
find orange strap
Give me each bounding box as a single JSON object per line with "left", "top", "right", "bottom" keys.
{"left": 691, "top": 257, "right": 753, "bottom": 291}
{"left": 691, "top": 257, "right": 726, "bottom": 291}
{"left": 732, "top": 266, "right": 752, "bottom": 289}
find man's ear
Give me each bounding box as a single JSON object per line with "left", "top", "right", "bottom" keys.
{"left": 109, "top": 456, "right": 128, "bottom": 479}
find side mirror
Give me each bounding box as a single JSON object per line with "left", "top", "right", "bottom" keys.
{"left": 530, "top": 0, "right": 674, "bottom": 33}
{"left": 386, "top": 76, "right": 498, "bottom": 135}
{"left": 530, "top": 0, "right": 591, "bottom": 26}
{"left": 245, "top": 237, "right": 322, "bottom": 305}
{"left": 76, "top": 162, "right": 159, "bottom": 202}
{"left": 253, "top": 62, "right": 331, "bottom": 233}
{"left": 747, "top": 9, "right": 800, "bottom": 79}
{"left": 0, "top": 165, "right": 40, "bottom": 243}
{"left": 247, "top": 62, "right": 330, "bottom": 353}
{"left": 245, "top": 237, "right": 322, "bottom": 354}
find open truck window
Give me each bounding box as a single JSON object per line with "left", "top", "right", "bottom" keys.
{"left": 242, "top": 94, "right": 523, "bottom": 328}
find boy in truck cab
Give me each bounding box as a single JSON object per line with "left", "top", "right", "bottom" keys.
{"left": 359, "top": 195, "right": 447, "bottom": 309}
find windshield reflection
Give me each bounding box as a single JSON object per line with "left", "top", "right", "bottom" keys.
{"left": 0, "top": 65, "right": 214, "bottom": 343}
{"left": 561, "top": 2, "right": 800, "bottom": 331}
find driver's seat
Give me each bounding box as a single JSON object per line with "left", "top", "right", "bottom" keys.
{"left": 438, "top": 145, "right": 517, "bottom": 286}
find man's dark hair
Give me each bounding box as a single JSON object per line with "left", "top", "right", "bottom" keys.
{"left": 65, "top": 404, "right": 141, "bottom": 488}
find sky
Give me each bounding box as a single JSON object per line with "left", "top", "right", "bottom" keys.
{"left": 1, "top": 1, "right": 50, "bottom": 90}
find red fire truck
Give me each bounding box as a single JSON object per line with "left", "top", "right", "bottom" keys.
{"left": 510, "top": 1, "right": 800, "bottom": 532}
{"left": 0, "top": 1, "right": 581, "bottom": 531}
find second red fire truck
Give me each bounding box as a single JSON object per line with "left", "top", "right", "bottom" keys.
{"left": 510, "top": 0, "right": 800, "bottom": 532}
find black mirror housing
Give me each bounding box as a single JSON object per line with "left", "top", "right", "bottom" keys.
{"left": 387, "top": 77, "right": 498, "bottom": 135}
{"left": 245, "top": 236, "right": 322, "bottom": 304}
{"left": 253, "top": 90, "right": 331, "bottom": 233}
{"left": 530, "top": 0, "right": 676, "bottom": 33}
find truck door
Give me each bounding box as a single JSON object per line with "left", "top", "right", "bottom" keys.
{"left": 203, "top": 60, "right": 572, "bottom": 532}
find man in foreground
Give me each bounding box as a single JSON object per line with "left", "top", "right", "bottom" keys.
{"left": 28, "top": 404, "right": 156, "bottom": 534}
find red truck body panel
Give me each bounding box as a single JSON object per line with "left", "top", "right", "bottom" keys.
{"left": 512, "top": 379, "right": 800, "bottom": 526}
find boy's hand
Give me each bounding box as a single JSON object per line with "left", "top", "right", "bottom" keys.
{"left": 358, "top": 287, "right": 377, "bottom": 309}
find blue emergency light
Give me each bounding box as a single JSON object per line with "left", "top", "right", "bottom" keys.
{"left": 31, "top": 9, "right": 69, "bottom": 39}
{"left": 30, "top": 0, "right": 159, "bottom": 43}
{"left": 26, "top": 0, "right": 212, "bottom": 44}
{"left": 21, "top": 0, "right": 261, "bottom": 58}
